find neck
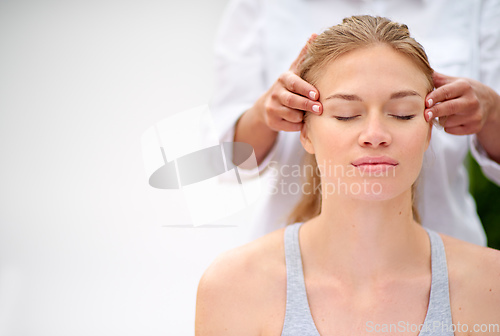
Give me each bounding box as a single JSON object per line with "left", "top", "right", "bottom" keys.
{"left": 301, "top": 189, "right": 429, "bottom": 287}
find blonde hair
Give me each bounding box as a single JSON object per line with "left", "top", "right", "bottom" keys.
{"left": 287, "top": 15, "right": 434, "bottom": 225}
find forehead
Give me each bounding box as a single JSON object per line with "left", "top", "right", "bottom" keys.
{"left": 316, "top": 44, "right": 429, "bottom": 100}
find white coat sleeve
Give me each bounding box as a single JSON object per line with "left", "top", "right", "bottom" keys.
{"left": 209, "top": 0, "right": 281, "bottom": 177}
{"left": 469, "top": 0, "right": 500, "bottom": 186}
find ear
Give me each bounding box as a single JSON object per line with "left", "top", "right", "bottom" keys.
{"left": 300, "top": 122, "right": 315, "bottom": 154}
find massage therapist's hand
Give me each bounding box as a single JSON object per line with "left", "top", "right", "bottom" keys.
{"left": 257, "top": 34, "right": 323, "bottom": 132}
{"left": 425, "top": 71, "right": 500, "bottom": 163}
{"left": 234, "top": 34, "right": 323, "bottom": 166}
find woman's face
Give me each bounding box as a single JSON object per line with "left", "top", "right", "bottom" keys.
{"left": 301, "top": 44, "right": 432, "bottom": 201}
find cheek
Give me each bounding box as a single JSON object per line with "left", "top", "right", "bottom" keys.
{"left": 398, "top": 125, "right": 430, "bottom": 164}
{"left": 415, "top": 123, "right": 431, "bottom": 150}
{"left": 310, "top": 123, "right": 354, "bottom": 160}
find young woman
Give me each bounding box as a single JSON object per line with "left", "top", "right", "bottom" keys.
{"left": 195, "top": 16, "right": 500, "bottom": 336}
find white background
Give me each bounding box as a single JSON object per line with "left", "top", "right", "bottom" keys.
{"left": 0, "top": 0, "right": 263, "bottom": 335}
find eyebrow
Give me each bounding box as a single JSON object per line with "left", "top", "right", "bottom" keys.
{"left": 324, "top": 90, "right": 422, "bottom": 102}
{"left": 390, "top": 90, "right": 422, "bottom": 99}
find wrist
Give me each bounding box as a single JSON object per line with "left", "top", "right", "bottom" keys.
{"left": 487, "top": 88, "right": 500, "bottom": 125}
{"left": 233, "top": 95, "right": 279, "bottom": 166}
{"left": 248, "top": 93, "right": 273, "bottom": 130}
{"left": 481, "top": 87, "right": 500, "bottom": 132}
{"left": 236, "top": 95, "right": 278, "bottom": 140}
{"left": 476, "top": 88, "right": 500, "bottom": 163}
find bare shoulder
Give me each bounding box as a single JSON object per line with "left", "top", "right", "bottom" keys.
{"left": 440, "top": 233, "right": 500, "bottom": 329}
{"left": 198, "top": 227, "right": 286, "bottom": 290}
{"left": 195, "top": 227, "right": 287, "bottom": 336}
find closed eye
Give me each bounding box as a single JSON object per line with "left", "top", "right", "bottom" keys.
{"left": 334, "top": 116, "right": 360, "bottom": 121}
{"left": 391, "top": 115, "right": 416, "bottom": 120}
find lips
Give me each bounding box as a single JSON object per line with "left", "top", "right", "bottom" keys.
{"left": 351, "top": 156, "right": 399, "bottom": 167}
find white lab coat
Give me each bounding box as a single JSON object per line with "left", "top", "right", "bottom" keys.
{"left": 210, "top": 0, "right": 500, "bottom": 245}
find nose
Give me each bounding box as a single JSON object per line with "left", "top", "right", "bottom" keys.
{"left": 358, "top": 114, "right": 392, "bottom": 148}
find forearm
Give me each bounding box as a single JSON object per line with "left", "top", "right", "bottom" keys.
{"left": 234, "top": 95, "right": 279, "bottom": 167}
{"left": 476, "top": 88, "right": 500, "bottom": 164}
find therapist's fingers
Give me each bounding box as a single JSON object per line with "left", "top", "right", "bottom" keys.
{"left": 265, "top": 106, "right": 304, "bottom": 132}
{"left": 278, "top": 71, "right": 322, "bottom": 108}
{"left": 431, "top": 101, "right": 482, "bottom": 135}
{"left": 274, "top": 120, "right": 303, "bottom": 132}
{"left": 426, "top": 82, "right": 467, "bottom": 113}
{"left": 264, "top": 33, "right": 323, "bottom": 125}
{"left": 424, "top": 72, "right": 488, "bottom": 135}
{"left": 265, "top": 78, "right": 321, "bottom": 126}
{"left": 278, "top": 88, "right": 322, "bottom": 114}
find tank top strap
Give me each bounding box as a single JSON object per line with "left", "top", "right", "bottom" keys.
{"left": 282, "top": 222, "right": 320, "bottom": 336}
{"left": 419, "top": 227, "right": 454, "bottom": 336}
{"left": 281, "top": 224, "right": 454, "bottom": 336}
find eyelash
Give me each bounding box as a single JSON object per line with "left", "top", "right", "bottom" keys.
{"left": 392, "top": 115, "right": 416, "bottom": 120}
{"left": 334, "top": 115, "right": 416, "bottom": 121}
{"left": 335, "top": 116, "right": 358, "bottom": 121}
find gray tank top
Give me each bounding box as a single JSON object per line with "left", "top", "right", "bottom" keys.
{"left": 281, "top": 222, "right": 454, "bottom": 336}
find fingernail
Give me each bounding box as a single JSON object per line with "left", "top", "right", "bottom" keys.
{"left": 427, "top": 98, "right": 433, "bottom": 107}
{"left": 427, "top": 111, "right": 433, "bottom": 122}
{"left": 312, "top": 105, "right": 320, "bottom": 113}
{"left": 309, "top": 91, "right": 317, "bottom": 100}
